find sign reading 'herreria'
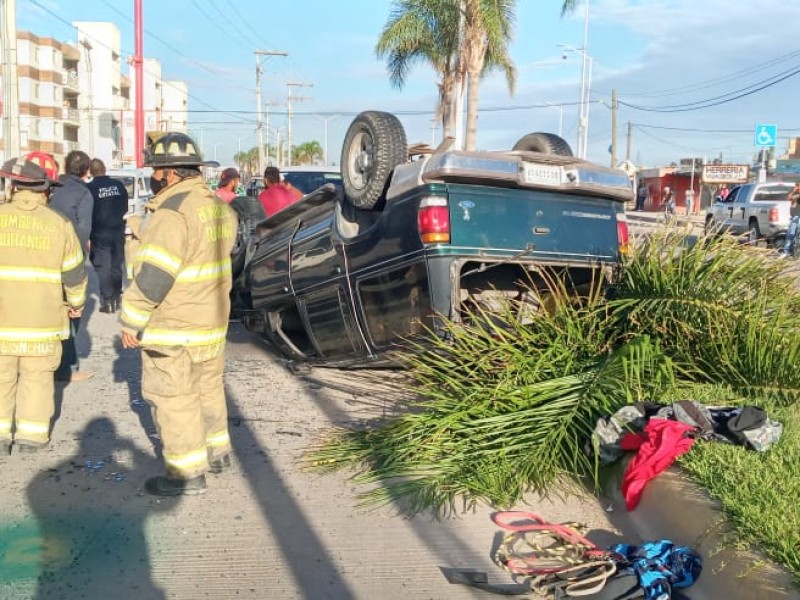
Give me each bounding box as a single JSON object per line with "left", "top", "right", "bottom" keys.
{"left": 701, "top": 164, "right": 750, "bottom": 184}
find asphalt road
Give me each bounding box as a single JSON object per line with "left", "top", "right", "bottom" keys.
{"left": 0, "top": 236, "right": 796, "bottom": 600}
{"left": 0, "top": 274, "right": 626, "bottom": 600}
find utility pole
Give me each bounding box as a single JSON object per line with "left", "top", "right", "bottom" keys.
{"left": 1, "top": 0, "right": 21, "bottom": 160}
{"left": 264, "top": 99, "right": 277, "bottom": 165}
{"left": 133, "top": 0, "right": 143, "bottom": 167}
{"left": 626, "top": 121, "right": 633, "bottom": 163}
{"left": 255, "top": 49, "right": 287, "bottom": 176}
{"left": 286, "top": 81, "right": 312, "bottom": 167}
{"left": 610, "top": 89, "right": 617, "bottom": 168}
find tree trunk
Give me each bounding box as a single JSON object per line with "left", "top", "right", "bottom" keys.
{"left": 439, "top": 77, "right": 456, "bottom": 139}
{"left": 464, "top": 64, "right": 481, "bottom": 151}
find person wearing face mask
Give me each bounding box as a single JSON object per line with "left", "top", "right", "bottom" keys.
{"left": 120, "top": 132, "right": 238, "bottom": 496}
{"left": 0, "top": 156, "right": 88, "bottom": 453}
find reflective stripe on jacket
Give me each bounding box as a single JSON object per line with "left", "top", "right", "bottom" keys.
{"left": 120, "top": 177, "right": 237, "bottom": 357}
{"left": 0, "top": 189, "right": 87, "bottom": 356}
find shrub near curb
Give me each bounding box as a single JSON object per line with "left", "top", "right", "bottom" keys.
{"left": 306, "top": 231, "right": 800, "bottom": 585}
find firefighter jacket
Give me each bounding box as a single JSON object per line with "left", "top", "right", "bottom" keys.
{"left": 0, "top": 189, "right": 87, "bottom": 356}
{"left": 120, "top": 176, "right": 237, "bottom": 360}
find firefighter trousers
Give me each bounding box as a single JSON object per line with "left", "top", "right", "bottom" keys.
{"left": 0, "top": 347, "right": 63, "bottom": 446}
{"left": 141, "top": 348, "right": 230, "bottom": 479}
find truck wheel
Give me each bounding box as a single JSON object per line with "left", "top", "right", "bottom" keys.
{"left": 230, "top": 195, "right": 266, "bottom": 278}
{"left": 512, "top": 133, "right": 573, "bottom": 156}
{"left": 341, "top": 111, "right": 407, "bottom": 209}
{"left": 747, "top": 219, "right": 761, "bottom": 246}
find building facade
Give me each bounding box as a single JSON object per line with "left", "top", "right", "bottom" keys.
{"left": 1, "top": 21, "right": 188, "bottom": 169}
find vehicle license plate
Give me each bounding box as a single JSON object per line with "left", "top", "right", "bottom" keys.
{"left": 522, "top": 163, "right": 563, "bottom": 186}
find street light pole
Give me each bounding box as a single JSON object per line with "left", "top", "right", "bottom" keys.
{"left": 578, "top": 0, "right": 590, "bottom": 159}
{"left": 558, "top": 42, "right": 593, "bottom": 159}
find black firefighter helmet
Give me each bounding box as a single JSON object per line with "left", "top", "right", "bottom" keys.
{"left": 143, "top": 132, "right": 220, "bottom": 169}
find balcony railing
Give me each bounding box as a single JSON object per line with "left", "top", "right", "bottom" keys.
{"left": 62, "top": 107, "right": 79, "bottom": 123}
{"left": 63, "top": 70, "right": 79, "bottom": 90}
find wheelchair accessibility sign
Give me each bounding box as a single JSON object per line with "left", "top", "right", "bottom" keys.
{"left": 754, "top": 124, "right": 777, "bottom": 147}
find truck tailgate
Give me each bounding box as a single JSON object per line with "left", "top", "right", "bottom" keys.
{"left": 446, "top": 184, "right": 622, "bottom": 261}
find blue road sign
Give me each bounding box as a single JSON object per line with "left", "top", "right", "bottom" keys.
{"left": 755, "top": 124, "right": 777, "bottom": 147}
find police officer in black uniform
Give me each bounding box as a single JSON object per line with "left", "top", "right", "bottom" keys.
{"left": 87, "top": 159, "right": 129, "bottom": 312}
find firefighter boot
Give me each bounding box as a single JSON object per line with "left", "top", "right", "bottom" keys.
{"left": 145, "top": 474, "right": 207, "bottom": 496}
{"left": 209, "top": 454, "right": 232, "bottom": 474}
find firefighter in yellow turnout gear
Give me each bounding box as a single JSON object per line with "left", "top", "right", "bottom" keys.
{"left": 120, "top": 132, "right": 237, "bottom": 496}
{"left": 0, "top": 157, "right": 87, "bottom": 453}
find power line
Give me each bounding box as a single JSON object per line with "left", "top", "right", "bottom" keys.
{"left": 222, "top": 0, "right": 265, "bottom": 49}
{"left": 192, "top": 0, "right": 256, "bottom": 56}
{"left": 25, "top": 0, "right": 253, "bottom": 125}
{"left": 622, "top": 50, "right": 800, "bottom": 99}
{"left": 619, "top": 65, "right": 800, "bottom": 112}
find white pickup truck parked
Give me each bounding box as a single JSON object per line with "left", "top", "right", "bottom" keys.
{"left": 704, "top": 181, "right": 795, "bottom": 245}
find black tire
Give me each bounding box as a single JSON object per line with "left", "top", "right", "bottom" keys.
{"left": 341, "top": 111, "right": 407, "bottom": 209}
{"left": 747, "top": 219, "right": 761, "bottom": 246}
{"left": 512, "top": 132, "right": 573, "bottom": 156}
{"left": 230, "top": 195, "right": 266, "bottom": 277}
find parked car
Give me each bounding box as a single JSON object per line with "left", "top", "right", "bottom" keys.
{"left": 704, "top": 181, "right": 795, "bottom": 244}
{"left": 245, "top": 165, "right": 342, "bottom": 198}
{"left": 232, "top": 111, "right": 632, "bottom": 367}
{"left": 108, "top": 168, "right": 153, "bottom": 216}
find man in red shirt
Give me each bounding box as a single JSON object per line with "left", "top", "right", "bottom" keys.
{"left": 257, "top": 166, "right": 299, "bottom": 217}
{"left": 215, "top": 167, "right": 239, "bottom": 204}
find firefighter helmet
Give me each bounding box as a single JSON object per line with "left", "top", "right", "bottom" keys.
{"left": 0, "top": 156, "right": 61, "bottom": 192}
{"left": 25, "top": 151, "right": 61, "bottom": 183}
{"left": 143, "top": 131, "right": 219, "bottom": 168}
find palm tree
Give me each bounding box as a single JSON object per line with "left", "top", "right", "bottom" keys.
{"left": 293, "top": 141, "right": 324, "bottom": 165}
{"left": 460, "top": 0, "right": 517, "bottom": 150}
{"left": 377, "top": 0, "right": 578, "bottom": 150}
{"left": 376, "top": 0, "right": 461, "bottom": 139}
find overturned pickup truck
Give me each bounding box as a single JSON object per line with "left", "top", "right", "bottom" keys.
{"left": 230, "top": 111, "right": 632, "bottom": 366}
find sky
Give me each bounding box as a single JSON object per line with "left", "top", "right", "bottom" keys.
{"left": 17, "top": 0, "right": 800, "bottom": 169}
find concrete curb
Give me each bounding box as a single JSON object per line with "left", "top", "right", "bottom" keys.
{"left": 606, "top": 468, "right": 799, "bottom": 600}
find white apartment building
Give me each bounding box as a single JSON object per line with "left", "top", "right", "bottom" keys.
{"left": 0, "top": 21, "right": 188, "bottom": 169}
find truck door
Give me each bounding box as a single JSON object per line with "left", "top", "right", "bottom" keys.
{"left": 716, "top": 186, "right": 741, "bottom": 233}
{"left": 289, "top": 216, "right": 368, "bottom": 360}
{"left": 730, "top": 185, "right": 749, "bottom": 234}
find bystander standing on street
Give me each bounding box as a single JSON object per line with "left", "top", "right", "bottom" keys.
{"left": 0, "top": 156, "right": 87, "bottom": 453}
{"left": 779, "top": 181, "right": 800, "bottom": 258}
{"left": 635, "top": 181, "right": 647, "bottom": 211}
{"left": 258, "top": 166, "right": 300, "bottom": 217}
{"left": 87, "top": 158, "right": 129, "bottom": 313}
{"left": 215, "top": 167, "right": 240, "bottom": 204}
{"left": 48, "top": 150, "right": 94, "bottom": 382}
{"left": 120, "top": 132, "right": 237, "bottom": 496}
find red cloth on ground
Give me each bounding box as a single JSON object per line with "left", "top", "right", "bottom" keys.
{"left": 620, "top": 418, "right": 696, "bottom": 510}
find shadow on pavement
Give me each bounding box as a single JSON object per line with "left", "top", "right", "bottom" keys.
{"left": 225, "top": 385, "right": 356, "bottom": 599}
{"left": 26, "top": 417, "right": 168, "bottom": 599}
{"left": 113, "top": 339, "right": 161, "bottom": 456}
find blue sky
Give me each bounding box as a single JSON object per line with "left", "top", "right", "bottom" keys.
{"left": 19, "top": 0, "right": 800, "bottom": 169}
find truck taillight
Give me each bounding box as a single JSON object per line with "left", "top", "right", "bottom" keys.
{"left": 769, "top": 207, "right": 779, "bottom": 223}
{"left": 418, "top": 197, "right": 450, "bottom": 244}
{"left": 617, "top": 214, "right": 630, "bottom": 256}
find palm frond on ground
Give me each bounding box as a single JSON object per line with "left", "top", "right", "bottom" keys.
{"left": 305, "top": 230, "right": 800, "bottom": 516}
